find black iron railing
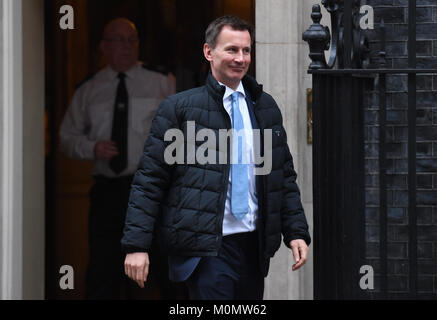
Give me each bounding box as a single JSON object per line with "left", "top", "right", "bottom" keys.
{"left": 304, "top": 0, "right": 437, "bottom": 299}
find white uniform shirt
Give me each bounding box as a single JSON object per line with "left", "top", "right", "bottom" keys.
{"left": 60, "top": 62, "right": 175, "bottom": 177}
{"left": 219, "top": 81, "right": 258, "bottom": 236}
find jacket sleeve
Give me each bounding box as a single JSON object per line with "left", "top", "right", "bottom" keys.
{"left": 280, "top": 129, "right": 311, "bottom": 248}
{"left": 121, "top": 97, "right": 178, "bottom": 253}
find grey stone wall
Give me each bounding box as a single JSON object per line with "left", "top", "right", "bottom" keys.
{"left": 364, "top": 0, "right": 437, "bottom": 298}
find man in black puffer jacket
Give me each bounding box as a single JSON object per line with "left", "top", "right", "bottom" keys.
{"left": 122, "top": 15, "right": 311, "bottom": 300}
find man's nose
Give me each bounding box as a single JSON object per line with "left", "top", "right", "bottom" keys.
{"left": 234, "top": 50, "right": 244, "bottom": 63}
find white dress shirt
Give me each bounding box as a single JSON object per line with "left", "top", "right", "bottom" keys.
{"left": 60, "top": 62, "right": 175, "bottom": 177}
{"left": 219, "top": 81, "right": 258, "bottom": 236}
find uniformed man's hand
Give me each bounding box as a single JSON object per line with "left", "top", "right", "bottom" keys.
{"left": 124, "top": 252, "right": 150, "bottom": 288}
{"left": 290, "top": 239, "right": 309, "bottom": 271}
{"left": 94, "top": 140, "right": 119, "bottom": 160}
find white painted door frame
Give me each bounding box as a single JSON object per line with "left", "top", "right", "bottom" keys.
{"left": 1, "top": 0, "right": 45, "bottom": 300}
{"left": 1, "top": 0, "right": 24, "bottom": 300}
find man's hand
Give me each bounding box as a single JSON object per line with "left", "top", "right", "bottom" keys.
{"left": 290, "top": 239, "right": 309, "bottom": 271}
{"left": 124, "top": 252, "right": 150, "bottom": 288}
{"left": 94, "top": 140, "right": 119, "bottom": 160}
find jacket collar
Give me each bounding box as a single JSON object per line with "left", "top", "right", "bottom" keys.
{"left": 206, "top": 72, "right": 263, "bottom": 104}
{"left": 219, "top": 80, "right": 246, "bottom": 101}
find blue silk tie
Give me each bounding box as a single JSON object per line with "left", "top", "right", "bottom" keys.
{"left": 231, "top": 92, "right": 249, "bottom": 220}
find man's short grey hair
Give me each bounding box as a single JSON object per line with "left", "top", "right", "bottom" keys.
{"left": 205, "top": 15, "right": 254, "bottom": 48}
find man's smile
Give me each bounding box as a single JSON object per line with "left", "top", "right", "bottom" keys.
{"left": 230, "top": 66, "right": 246, "bottom": 72}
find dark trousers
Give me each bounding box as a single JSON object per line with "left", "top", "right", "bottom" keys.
{"left": 186, "top": 231, "right": 264, "bottom": 300}
{"left": 85, "top": 175, "right": 133, "bottom": 299}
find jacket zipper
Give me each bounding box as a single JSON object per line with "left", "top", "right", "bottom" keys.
{"left": 215, "top": 92, "right": 263, "bottom": 254}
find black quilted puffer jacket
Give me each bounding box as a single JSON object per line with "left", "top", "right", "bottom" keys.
{"left": 121, "top": 73, "right": 311, "bottom": 262}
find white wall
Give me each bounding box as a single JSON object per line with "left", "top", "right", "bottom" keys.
{"left": 256, "top": 0, "right": 315, "bottom": 300}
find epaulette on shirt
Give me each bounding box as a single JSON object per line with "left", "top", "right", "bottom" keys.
{"left": 75, "top": 73, "right": 96, "bottom": 90}
{"left": 142, "top": 63, "right": 170, "bottom": 76}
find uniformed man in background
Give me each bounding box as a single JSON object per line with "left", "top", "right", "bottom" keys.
{"left": 60, "top": 18, "right": 176, "bottom": 299}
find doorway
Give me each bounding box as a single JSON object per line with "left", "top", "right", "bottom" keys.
{"left": 45, "top": 0, "right": 255, "bottom": 299}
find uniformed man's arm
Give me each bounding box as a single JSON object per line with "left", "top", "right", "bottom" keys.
{"left": 59, "top": 88, "right": 97, "bottom": 160}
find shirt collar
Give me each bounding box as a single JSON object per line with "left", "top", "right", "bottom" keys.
{"left": 218, "top": 81, "right": 246, "bottom": 101}
{"left": 106, "top": 62, "right": 140, "bottom": 80}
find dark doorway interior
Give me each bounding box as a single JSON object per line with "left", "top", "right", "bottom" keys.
{"left": 45, "top": 0, "right": 255, "bottom": 300}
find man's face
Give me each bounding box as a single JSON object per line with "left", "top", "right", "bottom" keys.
{"left": 204, "top": 26, "right": 251, "bottom": 90}
{"left": 100, "top": 20, "right": 139, "bottom": 72}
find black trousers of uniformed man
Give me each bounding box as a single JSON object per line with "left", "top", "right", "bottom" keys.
{"left": 85, "top": 175, "right": 186, "bottom": 300}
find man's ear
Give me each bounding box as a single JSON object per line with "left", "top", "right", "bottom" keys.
{"left": 203, "top": 43, "right": 213, "bottom": 62}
